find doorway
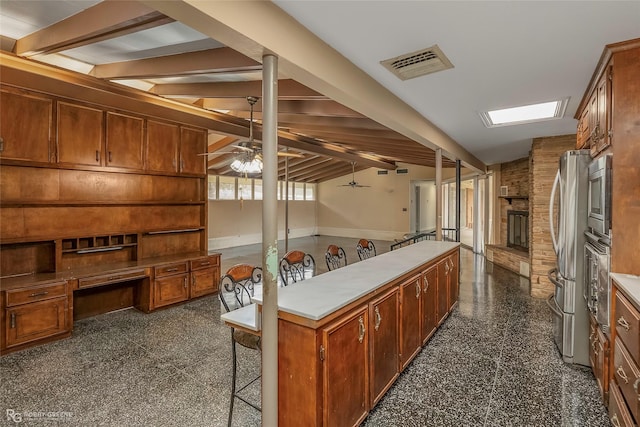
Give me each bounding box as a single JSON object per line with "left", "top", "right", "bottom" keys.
{"left": 410, "top": 180, "right": 436, "bottom": 234}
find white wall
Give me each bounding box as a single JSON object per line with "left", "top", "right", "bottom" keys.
{"left": 208, "top": 200, "right": 317, "bottom": 249}
{"left": 411, "top": 181, "right": 436, "bottom": 233}
{"left": 317, "top": 163, "right": 461, "bottom": 241}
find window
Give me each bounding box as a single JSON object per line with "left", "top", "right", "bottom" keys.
{"left": 218, "top": 176, "right": 236, "bottom": 200}
{"left": 207, "top": 175, "right": 217, "bottom": 200}
{"left": 294, "top": 182, "right": 305, "bottom": 200}
{"left": 479, "top": 97, "right": 569, "bottom": 128}
{"left": 253, "top": 179, "right": 263, "bottom": 200}
{"left": 305, "top": 183, "right": 316, "bottom": 201}
{"left": 238, "top": 178, "right": 251, "bottom": 200}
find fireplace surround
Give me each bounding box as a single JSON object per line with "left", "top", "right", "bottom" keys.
{"left": 507, "top": 210, "right": 529, "bottom": 252}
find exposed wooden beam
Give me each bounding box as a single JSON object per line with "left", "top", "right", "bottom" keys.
{"left": 142, "top": 0, "right": 486, "bottom": 172}
{"left": 205, "top": 99, "right": 363, "bottom": 117}
{"left": 151, "top": 79, "right": 325, "bottom": 99}
{"left": 92, "top": 47, "right": 260, "bottom": 79}
{"left": 279, "top": 157, "right": 330, "bottom": 174}
{"left": 294, "top": 163, "right": 355, "bottom": 182}
{"left": 282, "top": 125, "right": 409, "bottom": 140}
{"left": 243, "top": 113, "right": 388, "bottom": 130}
{"left": 15, "top": 0, "right": 173, "bottom": 57}
{"left": 207, "top": 136, "right": 238, "bottom": 153}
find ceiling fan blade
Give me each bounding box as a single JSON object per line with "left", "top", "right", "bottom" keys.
{"left": 277, "top": 151, "right": 304, "bottom": 158}
{"left": 230, "top": 144, "right": 254, "bottom": 152}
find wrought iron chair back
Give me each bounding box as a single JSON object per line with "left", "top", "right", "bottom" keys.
{"left": 279, "top": 250, "right": 316, "bottom": 285}
{"left": 356, "top": 238, "right": 377, "bottom": 260}
{"left": 325, "top": 245, "right": 347, "bottom": 271}
{"left": 219, "top": 264, "right": 262, "bottom": 313}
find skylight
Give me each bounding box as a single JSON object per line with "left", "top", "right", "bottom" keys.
{"left": 479, "top": 98, "right": 569, "bottom": 128}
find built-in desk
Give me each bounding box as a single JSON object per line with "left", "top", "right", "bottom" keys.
{"left": 0, "top": 252, "right": 221, "bottom": 355}
{"left": 221, "top": 240, "right": 460, "bottom": 427}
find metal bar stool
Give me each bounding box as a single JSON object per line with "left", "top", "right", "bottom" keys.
{"left": 356, "top": 238, "right": 377, "bottom": 260}
{"left": 325, "top": 245, "right": 347, "bottom": 271}
{"left": 219, "top": 264, "right": 263, "bottom": 427}
{"left": 279, "top": 250, "right": 316, "bottom": 285}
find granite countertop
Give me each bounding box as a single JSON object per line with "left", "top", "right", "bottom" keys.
{"left": 611, "top": 272, "right": 640, "bottom": 309}
{"left": 252, "top": 240, "right": 459, "bottom": 321}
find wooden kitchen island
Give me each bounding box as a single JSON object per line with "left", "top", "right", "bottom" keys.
{"left": 225, "top": 240, "right": 460, "bottom": 427}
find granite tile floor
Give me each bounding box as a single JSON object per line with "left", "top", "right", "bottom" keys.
{"left": 0, "top": 236, "right": 610, "bottom": 426}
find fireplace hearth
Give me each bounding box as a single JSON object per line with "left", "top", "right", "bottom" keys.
{"left": 507, "top": 210, "right": 529, "bottom": 252}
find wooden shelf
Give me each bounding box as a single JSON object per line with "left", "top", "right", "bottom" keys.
{"left": 499, "top": 195, "right": 529, "bottom": 205}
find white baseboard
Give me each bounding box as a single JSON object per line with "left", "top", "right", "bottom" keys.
{"left": 208, "top": 227, "right": 317, "bottom": 250}
{"left": 316, "top": 227, "right": 405, "bottom": 242}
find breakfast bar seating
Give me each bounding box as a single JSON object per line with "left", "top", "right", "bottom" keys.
{"left": 356, "top": 239, "right": 377, "bottom": 260}
{"left": 279, "top": 250, "right": 316, "bottom": 285}
{"left": 325, "top": 245, "right": 347, "bottom": 271}
{"left": 222, "top": 240, "right": 460, "bottom": 427}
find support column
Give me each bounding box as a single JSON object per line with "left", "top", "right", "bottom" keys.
{"left": 261, "top": 53, "right": 278, "bottom": 426}
{"left": 435, "top": 148, "right": 442, "bottom": 241}
{"left": 456, "top": 159, "right": 461, "bottom": 242}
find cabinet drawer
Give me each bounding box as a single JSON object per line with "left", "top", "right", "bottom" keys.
{"left": 616, "top": 292, "right": 640, "bottom": 367}
{"left": 614, "top": 339, "right": 640, "bottom": 422}
{"left": 609, "top": 380, "right": 637, "bottom": 427}
{"left": 6, "top": 282, "right": 67, "bottom": 307}
{"left": 78, "top": 269, "right": 146, "bottom": 289}
{"left": 154, "top": 262, "right": 188, "bottom": 278}
{"left": 190, "top": 256, "right": 219, "bottom": 271}
{"left": 5, "top": 297, "right": 68, "bottom": 348}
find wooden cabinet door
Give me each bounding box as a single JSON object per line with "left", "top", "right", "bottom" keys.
{"left": 322, "top": 306, "right": 369, "bottom": 427}
{"left": 437, "top": 259, "right": 449, "bottom": 324}
{"left": 576, "top": 107, "right": 590, "bottom": 149}
{"left": 147, "top": 120, "right": 179, "bottom": 173}
{"left": 190, "top": 267, "right": 218, "bottom": 298}
{"left": 595, "top": 327, "right": 609, "bottom": 404}
{"left": 5, "top": 297, "right": 68, "bottom": 348}
{"left": 369, "top": 288, "right": 399, "bottom": 407}
{"left": 0, "top": 89, "right": 52, "bottom": 163}
{"left": 399, "top": 274, "right": 422, "bottom": 370}
{"left": 421, "top": 265, "right": 438, "bottom": 344}
{"left": 448, "top": 253, "right": 459, "bottom": 311}
{"left": 153, "top": 274, "right": 189, "bottom": 308}
{"left": 57, "top": 102, "right": 103, "bottom": 166}
{"left": 179, "top": 127, "right": 206, "bottom": 175}
{"left": 105, "top": 112, "right": 144, "bottom": 170}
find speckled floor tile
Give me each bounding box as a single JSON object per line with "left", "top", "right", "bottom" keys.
{"left": 0, "top": 242, "right": 612, "bottom": 427}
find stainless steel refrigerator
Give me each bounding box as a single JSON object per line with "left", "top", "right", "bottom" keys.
{"left": 547, "top": 150, "right": 591, "bottom": 366}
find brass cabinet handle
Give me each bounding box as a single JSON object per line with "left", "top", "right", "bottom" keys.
{"left": 95, "top": 150, "right": 100, "bottom": 162}
{"left": 29, "top": 291, "right": 49, "bottom": 298}
{"left": 358, "top": 316, "right": 365, "bottom": 343}
{"left": 165, "top": 268, "right": 179, "bottom": 272}
{"left": 423, "top": 278, "right": 429, "bottom": 293}
{"left": 200, "top": 262, "right": 210, "bottom": 266}
{"left": 10, "top": 313, "right": 16, "bottom": 329}
{"left": 617, "top": 316, "right": 631, "bottom": 331}
{"left": 374, "top": 306, "right": 382, "bottom": 331}
{"left": 611, "top": 414, "right": 621, "bottom": 427}
{"left": 444, "top": 262, "right": 449, "bottom": 274}
{"left": 183, "top": 277, "right": 187, "bottom": 288}
{"left": 617, "top": 366, "right": 629, "bottom": 384}
{"left": 633, "top": 378, "right": 640, "bottom": 394}
{"left": 192, "top": 275, "right": 196, "bottom": 286}
{"left": 415, "top": 281, "right": 420, "bottom": 299}
{"left": 108, "top": 151, "right": 112, "bottom": 163}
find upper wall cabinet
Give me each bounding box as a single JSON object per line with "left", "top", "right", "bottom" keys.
{"left": 147, "top": 120, "right": 179, "bottom": 174}
{"left": 0, "top": 88, "right": 52, "bottom": 163}
{"left": 57, "top": 102, "right": 103, "bottom": 167}
{"left": 179, "top": 127, "right": 206, "bottom": 176}
{"left": 105, "top": 112, "right": 144, "bottom": 170}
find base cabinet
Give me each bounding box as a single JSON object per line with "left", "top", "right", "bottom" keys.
{"left": 399, "top": 274, "right": 422, "bottom": 370}
{"left": 421, "top": 265, "right": 438, "bottom": 344}
{"left": 369, "top": 288, "right": 399, "bottom": 406}
{"left": 278, "top": 247, "right": 460, "bottom": 427}
{"left": 2, "top": 281, "right": 70, "bottom": 351}
{"left": 322, "top": 307, "right": 369, "bottom": 427}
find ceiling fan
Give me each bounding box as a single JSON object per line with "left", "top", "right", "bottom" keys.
{"left": 340, "top": 162, "right": 370, "bottom": 188}
{"left": 199, "top": 96, "right": 303, "bottom": 159}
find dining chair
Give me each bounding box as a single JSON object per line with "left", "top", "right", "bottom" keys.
{"left": 356, "top": 239, "right": 377, "bottom": 260}
{"left": 325, "top": 245, "right": 347, "bottom": 271}
{"left": 279, "top": 250, "right": 316, "bottom": 285}
{"left": 219, "top": 264, "right": 263, "bottom": 427}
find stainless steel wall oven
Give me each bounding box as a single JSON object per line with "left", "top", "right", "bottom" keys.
{"left": 587, "top": 154, "right": 612, "bottom": 237}
{"left": 584, "top": 231, "right": 611, "bottom": 332}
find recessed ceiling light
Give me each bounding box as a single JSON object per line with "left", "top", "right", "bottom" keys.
{"left": 479, "top": 98, "right": 569, "bottom": 128}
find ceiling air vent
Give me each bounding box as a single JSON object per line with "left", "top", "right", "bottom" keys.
{"left": 377, "top": 170, "right": 389, "bottom": 175}
{"left": 396, "top": 168, "right": 409, "bottom": 174}
{"left": 380, "top": 44, "right": 453, "bottom": 81}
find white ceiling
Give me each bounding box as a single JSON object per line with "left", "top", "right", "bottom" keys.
{"left": 1, "top": 1, "right": 638, "bottom": 167}
{"left": 273, "top": 1, "right": 640, "bottom": 165}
